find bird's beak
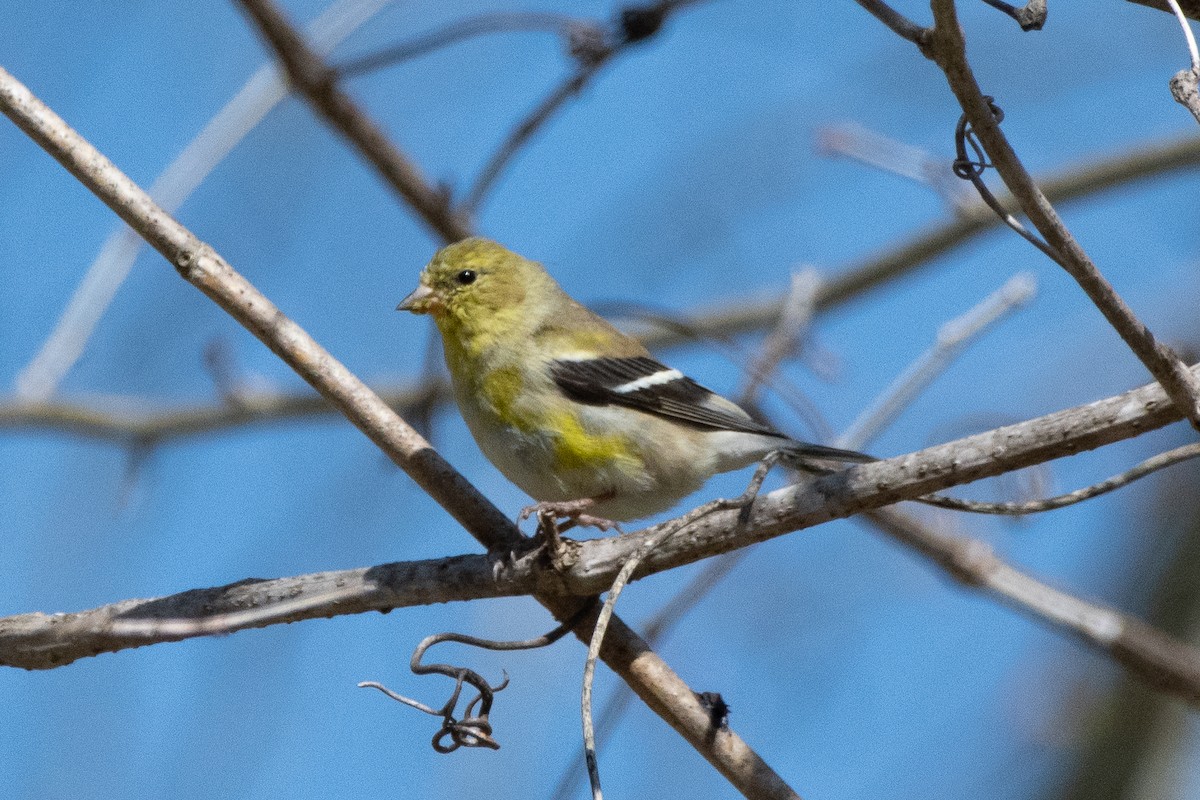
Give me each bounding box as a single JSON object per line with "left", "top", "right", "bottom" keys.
{"left": 397, "top": 283, "right": 437, "bottom": 314}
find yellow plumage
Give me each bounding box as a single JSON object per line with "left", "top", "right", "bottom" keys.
{"left": 398, "top": 237, "right": 869, "bottom": 523}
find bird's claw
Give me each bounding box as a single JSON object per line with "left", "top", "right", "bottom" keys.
{"left": 518, "top": 499, "right": 619, "bottom": 532}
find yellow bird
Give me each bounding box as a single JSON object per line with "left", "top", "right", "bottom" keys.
{"left": 398, "top": 238, "right": 869, "bottom": 526}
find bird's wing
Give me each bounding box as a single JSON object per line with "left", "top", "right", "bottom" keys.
{"left": 549, "top": 356, "right": 783, "bottom": 437}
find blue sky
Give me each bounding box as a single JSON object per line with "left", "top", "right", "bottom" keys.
{"left": 3, "top": 2, "right": 1199, "bottom": 798}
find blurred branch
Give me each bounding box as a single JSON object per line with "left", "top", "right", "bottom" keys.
{"left": 0, "top": 383, "right": 451, "bottom": 443}
{"left": 1054, "top": 460, "right": 1200, "bottom": 799}
{"left": 863, "top": 506, "right": 1200, "bottom": 708}
{"left": 12, "top": 0, "right": 392, "bottom": 402}
{"left": 838, "top": 272, "right": 1036, "bottom": 451}
{"left": 817, "top": 122, "right": 974, "bottom": 210}
{"left": 235, "top": 0, "right": 473, "bottom": 242}
{"left": 924, "top": 0, "right": 1200, "bottom": 431}
{"left": 742, "top": 268, "right": 822, "bottom": 401}
{"left": 0, "top": 63, "right": 797, "bottom": 800}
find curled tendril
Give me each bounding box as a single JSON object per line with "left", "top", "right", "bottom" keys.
{"left": 951, "top": 97, "right": 1061, "bottom": 263}
{"left": 360, "top": 608, "right": 592, "bottom": 752}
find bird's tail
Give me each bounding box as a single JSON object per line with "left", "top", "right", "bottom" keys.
{"left": 782, "top": 440, "right": 877, "bottom": 465}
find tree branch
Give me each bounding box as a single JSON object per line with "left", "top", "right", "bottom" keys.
{"left": 0, "top": 63, "right": 796, "bottom": 800}
{"left": 234, "top": 0, "right": 472, "bottom": 242}
{"left": 925, "top": 0, "right": 1200, "bottom": 431}
{"left": 8, "top": 359, "right": 1200, "bottom": 704}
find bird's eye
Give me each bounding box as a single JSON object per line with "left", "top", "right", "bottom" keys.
{"left": 455, "top": 269, "right": 477, "bottom": 285}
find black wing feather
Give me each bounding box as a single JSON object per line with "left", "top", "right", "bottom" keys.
{"left": 550, "top": 356, "right": 782, "bottom": 437}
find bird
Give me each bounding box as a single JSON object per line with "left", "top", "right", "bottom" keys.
{"left": 397, "top": 237, "right": 872, "bottom": 527}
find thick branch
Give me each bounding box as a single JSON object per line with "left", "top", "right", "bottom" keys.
{"left": 8, "top": 362, "right": 1200, "bottom": 706}
{"left": 0, "top": 554, "right": 529, "bottom": 670}
{"left": 574, "top": 362, "right": 1192, "bottom": 581}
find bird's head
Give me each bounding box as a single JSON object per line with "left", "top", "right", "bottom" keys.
{"left": 398, "top": 238, "right": 559, "bottom": 341}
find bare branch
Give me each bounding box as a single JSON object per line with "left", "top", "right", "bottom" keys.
{"left": 0, "top": 383, "right": 452, "bottom": 443}
{"left": 0, "top": 553, "right": 531, "bottom": 670}
{"left": 0, "top": 63, "right": 795, "bottom": 800}
{"left": 235, "top": 0, "right": 472, "bottom": 242}
{"left": 924, "top": 0, "right": 1200, "bottom": 431}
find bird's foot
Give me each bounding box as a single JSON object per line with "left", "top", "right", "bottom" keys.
{"left": 519, "top": 497, "right": 619, "bottom": 533}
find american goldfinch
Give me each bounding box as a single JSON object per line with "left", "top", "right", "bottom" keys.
{"left": 397, "top": 237, "right": 870, "bottom": 525}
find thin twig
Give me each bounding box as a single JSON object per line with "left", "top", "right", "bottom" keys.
{"left": 336, "top": 11, "right": 582, "bottom": 77}
{"left": 460, "top": 0, "right": 704, "bottom": 214}
{"left": 918, "top": 442, "right": 1200, "bottom": 515}
{"left": 580, "top": 458, "right": 779, "bottom": 800}
{"left": 838, "top": 272, "right": 1036, "bottom": 450}
{"left": 13, "top": 0, "right": 392, "bottom": 401}
{"left": 924, "top": 0, "right": 1200, "bottom": 430}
